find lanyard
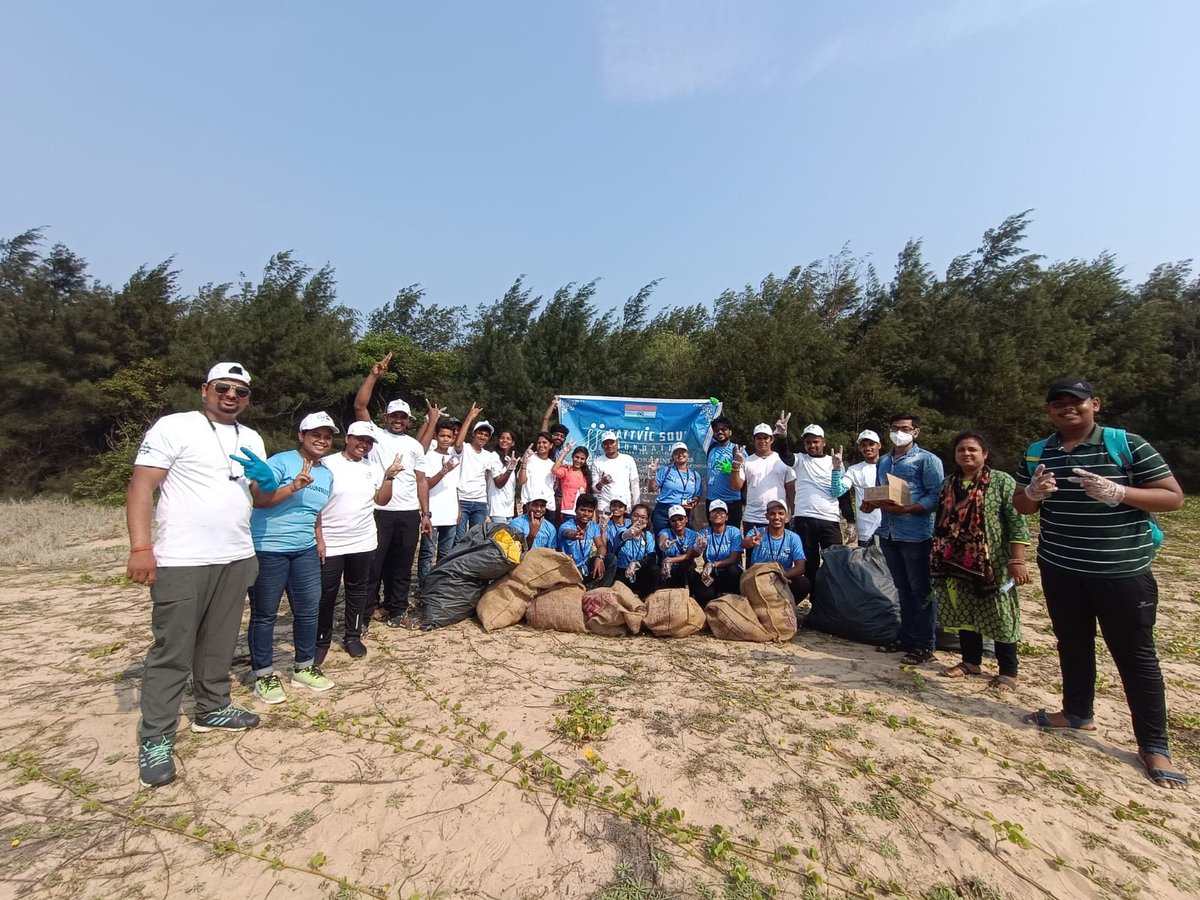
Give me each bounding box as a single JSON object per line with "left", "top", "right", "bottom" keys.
{"left": 761, "top": 532, "right": 786, "bottom": 561}
{"left": 663, "top": 465, "right": 697, "bottom": 496}
{"left": 706, "top": 529, "right": 730, "bottom": 561}
{"left": 668, "top": 530, "right": 691, "bottom": 556}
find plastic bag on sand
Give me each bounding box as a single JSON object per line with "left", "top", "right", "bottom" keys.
{"left": 526, "top": 585, "right": 587, "bottom": 633}
{"left": 510, "top": 548, "right": 584, "bottom": 592}
{"left": 740, "top": 562, "right": 798, "bottom": 641}
{"left": 805, "top": 544, "right": 901, "bottom": 645}
{"left": 421, "top": 523, "right": 522, "bottom": 629}
{"left": 643, "top": 588, "right": 705, "bottom": 638}
{"left": 583, "top": 582, "right": 647, "bottom": 636}
{"left": 706, "top": 594, "right": 774, "bottom": 642}
{"left": 477, "top": 574, "right": 535, "bottom": 632}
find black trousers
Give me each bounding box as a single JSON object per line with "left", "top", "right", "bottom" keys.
{"left": 960, "top": 630, "right": 1018, "bottom": 677}
{"left": 366, "top": 509, "right": 421, "bottom": 618}
{"left": 1041, "top": 565, "right": 1168, "bottom": 753}
{"left": 318, "top": 550, "right": 373, "bottom": 647}
{"left": 787, "top": 574, "right": 812, "bottom": 603}
{"left": 689, "top": 564, "right": 743, "bottom": 606}
{"left": 791, "top": 516, "right": 843, "bottom": 574}
{"left": 615, "top": 553, "right": 660, "bottom": 599}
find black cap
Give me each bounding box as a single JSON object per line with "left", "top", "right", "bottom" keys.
{"left": 1046, "top": 377, "right": 1095, "bottom": 401}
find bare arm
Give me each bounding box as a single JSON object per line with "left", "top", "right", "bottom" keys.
{"left": 455, "top": 402, "right": 483, "bottom": 453}
{"left": 540, "top": 397, "right": 558, "bottom": 433}
{"left": 354, "top": 352, "right": 392, "bottom": 422}
{"left": 126, "top": 465, "right": 169, "bottom": 584}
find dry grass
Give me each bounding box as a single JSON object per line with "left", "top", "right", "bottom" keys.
{"left": 0, "top": 497, "right": 126, "bottom": 569}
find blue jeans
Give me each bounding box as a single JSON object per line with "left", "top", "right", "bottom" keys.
{"left": 248, "top": 546, "right": 321, "bottom": 676}
{"left": 457, "top": 501, "right": 488, "bottom": 543}
{"left": 879, "top": 537, "right": 936, "bottom": 651}
{"left": 418, "top": 524, "right": 457, "bottom": 587}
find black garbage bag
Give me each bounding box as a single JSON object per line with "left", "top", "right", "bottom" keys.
{"left": 420, "top": 523, "right": 523, "bottom": 629}
{"left": 804, "top": 544, "right": 901, "bottom": 645}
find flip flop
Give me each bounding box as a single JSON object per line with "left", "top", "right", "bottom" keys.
{"left": 1022, "top": 708, "right": 1095, "bottom": 730}
{"left": 987, "top": 675, "right": 1018, "bottom": 692}
{"left": 1139, "top": 750, "right": 1190, "bottom": 789}
{"left": 901, "top": 648, "right": 935, "bottom": 665}
{"left": 876, "top": 640, "right": 906, "bottom": 653}
{"left": 939, "top": 662, "right": 982, "bottom": 678}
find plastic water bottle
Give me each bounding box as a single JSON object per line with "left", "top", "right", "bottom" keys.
{"left": 999, "top": 578, "right": 1016, "bottom": 594}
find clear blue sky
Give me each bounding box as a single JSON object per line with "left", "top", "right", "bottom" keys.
{"left": 3, "top": 1, "right": 1196, "bottom": 320}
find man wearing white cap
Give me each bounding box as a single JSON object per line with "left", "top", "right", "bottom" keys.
{"left": 591, "top": 430, "right": 641, "bottom": 514}
{"left": 841, "top": 430, "right": 883, "bottom": 546}
{"left": 732, "top": 423, "right": 796, "bottom": 535}
{"left": 127, "top": 362, "right": 273, "bottom": 788}
{"left": 791, "top": 424, "right": 849, "bottom": 575}
{"left": 453, "top": 402, "right": 505, "bottom": 541}
{"left": 353, "top": 353, "right": 425, "bottom": 628}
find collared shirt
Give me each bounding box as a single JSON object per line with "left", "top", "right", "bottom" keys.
{"left": 1014, "top": 425, "right": 1171, "bottom": 576}
{"left": 876, "top": 443, "right": 944, "bottom": 542}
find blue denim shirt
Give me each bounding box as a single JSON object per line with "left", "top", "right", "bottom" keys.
{"left": 876, "top": 443, "right": 944, "bottom": 542}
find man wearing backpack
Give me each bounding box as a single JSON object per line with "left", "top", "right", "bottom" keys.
{"left": 1014, "top": 377, "right": 1187, "bottom": 789}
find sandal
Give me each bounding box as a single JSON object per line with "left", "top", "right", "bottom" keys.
{"left": 939, "top": 661, "right": 982, "bottom": 678}
{"left": 901, "top": 648, "right": 935, "bottom": 665}
{"left": 1021, "top": 708, "right": 1095, "bottom": 730}
{"left": 987, "top": 674, "right": 1018, "bottom": 692}
{"left": 876, "top": 640, "right": 906, "bottom": 654}
{"left": 1138, "top": 749, "right": 1190, "bottom": 790}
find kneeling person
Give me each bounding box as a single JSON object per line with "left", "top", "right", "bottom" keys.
{"left": 743, "top": 499, "right": 810, "bottom": 602}
{"left": 692, "top": 500, "right": 744, "bottom": 605}
{"left": 558, "top": 493, "right": 607, "bottom": 586}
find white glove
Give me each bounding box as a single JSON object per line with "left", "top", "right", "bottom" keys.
{"left": 1069, "top": 467, "right": 1126, "bottom": 507}
{"left": 626, "top": 561, "right": 640, "bottom": 580}
{"left": 1024, "top": 464, "right": 1058, "bottom": 501}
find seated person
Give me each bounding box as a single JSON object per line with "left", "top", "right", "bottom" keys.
{"left": 691, "top": 499, "right": 744, "bottom": 606}
{"left": 614, "top": 503, "right": 659, "bottom": 598}
{"left": 656, "top": 503, "right": 700, "bottom": 590}
{"left": 742, "top": 498, "right": 811, "bottom": 602}
{"left": 510, "top": 497, "right": 558, "bottom": 550}
{"left": 558, "top": 493, "right": 607, "bottom": 586}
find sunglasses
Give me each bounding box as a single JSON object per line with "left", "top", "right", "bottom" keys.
{"left": 211, "top": 382, "right": 250, "bottom": 398}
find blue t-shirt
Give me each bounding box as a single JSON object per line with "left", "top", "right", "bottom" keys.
{"left": 605, "top": 519, "right": 628, "bottom": 555}
{"left": 616, "top": 529, "right": 656, "bottom": 567}
{"left": 558, "top": 517, "right": 602, "bottom": 570}
{"left": 706, "top": 444, "right": 741, "bottom": 502}
{"left": 250, "top": 450, "right": 333, "bottom": 553}
{"left": 748, "top": 528, "right": 805, "bottom": 568}
{"left": 700, "top": 526, "right": 743, "bottom": 564}
{"left": 657, "top": 527, "right": 699, "bottom": 561}
{"left": 511, "top": 514, "right": 558, "bottom": 550}
{"left": 656, "top": 465, "right": 702, "bottom": 506}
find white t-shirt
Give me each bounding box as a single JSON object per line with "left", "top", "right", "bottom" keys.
{"left": 488, "top": 453, "right": 518, "bottom": 518}
{"left": 135, "top": 411, "right": 265, "bottom": 567}
{"left": 792, "top": 454, "right": 840, "bottom": 521}
{"left": 369, "top": 428, "right": 424, "bottom": 512}
{"left": 742, "top": 451, "right": 796, "bottom": 524}
{"left": 520, "top": 455, "right": 557, "bottom": 511}
{"left": 457, "top": 444, "right": 503, "bottom": 503}
{"left": 320, "top": 452, "right": 384, "bottom": 555}
{"left": 422, "top": 449, "right": 461, "bottom": 527}
{"left": 845, "top": 461, "right": 882, "bottom": 541}
{"left": 591, "top": 452, "right": 641, "bottom": 512}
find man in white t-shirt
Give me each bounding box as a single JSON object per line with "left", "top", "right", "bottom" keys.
{"left": 841, "top": 429, "right": 883, "bottom": 546}
{"left": 126, "top": 362, "right": 277, "bottom": 789}
{"left": 353, "top": 353, "right": 426, "bottom": 629}
{"left": 417, "top": 419, "right": 461, "bottom": 588}
{"left": 791, "top": 423, "right": 849, "bottom": 576}
{"left": 591, "top": 431, "right": 641, "bottom": 514}
{"left": 453, "top": 407, "right": 505, "bottom": 541}
{"left": 732, "top": 423, "right": 796, "bottom": 531}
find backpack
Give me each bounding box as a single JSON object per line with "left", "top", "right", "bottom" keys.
{"left": 1025, "top": 427, "right": 1165, "bottom": 552}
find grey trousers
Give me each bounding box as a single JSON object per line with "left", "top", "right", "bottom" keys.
{"left": 139, "top": 556, "right": 258, "bottom": 743}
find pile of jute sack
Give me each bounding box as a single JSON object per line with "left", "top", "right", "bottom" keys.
{"left": 420, "top": 522, "right": 903, "bottom": 646}
{"left": 476, "top": 548, "right": 798, "bottom": 641}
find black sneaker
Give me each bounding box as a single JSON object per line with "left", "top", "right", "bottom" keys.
{"left": 387, "top": 611, "right": 422, "bottom": 630}
{"left": 343, "top": 638, "right": 367, "bottom": 658}
{"left": 138, "top": 737, "right": 176, "bottom": 788}
{"left": 192, "top": 704, "right": 261, "bottom": 733}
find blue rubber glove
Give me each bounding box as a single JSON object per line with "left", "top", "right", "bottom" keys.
{"left": 229, "top": 447, "right": 279, "bottom": 492}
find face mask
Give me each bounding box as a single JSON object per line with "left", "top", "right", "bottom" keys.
{"left": 889, "top": 430, "right": 914, "bottom": 448}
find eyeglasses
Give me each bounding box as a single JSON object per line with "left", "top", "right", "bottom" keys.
{"left": 211, "top": 382, "right": 250, "bottom": 398}
{"left": 892, "top": 425, "right": 916, "bottom": 433}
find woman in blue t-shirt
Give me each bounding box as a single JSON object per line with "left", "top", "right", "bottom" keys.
{"left": 647, "top": 442, "right": 702, "bottom": 534}
{"left": 247, "top": 412, "right": 338, "bottom": 706}
{"left": 691, "top": 499, "right": 744, "bottom": 606}
{"left": 614, "top": 503, "right": 659, "bottom": 598}
{"left": 743, "top": 498, "right": 811, "bottom": 602}
{"left": 656, "top": 503, "right": 700, "bottom": 589}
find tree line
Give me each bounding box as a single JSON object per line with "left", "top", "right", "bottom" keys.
{"left": 2, "top": 211, "right": 1197, "bottom": 504}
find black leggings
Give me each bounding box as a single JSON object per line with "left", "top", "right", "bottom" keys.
{"left": 615, "top": 553, "right": 660, "bottom": 599}
{"left": 959, "top": 630, "right": 1018, "bottom": 677}
{"left": 689, "top": 564, "right": 743, "bottom": 606}
{"left": 318, "top": 550, "right": 373, "bottom": 646}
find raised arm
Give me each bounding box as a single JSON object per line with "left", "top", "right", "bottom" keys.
{"left": 540, "top": 396, "right": 559, "bottom": 433}
{"left": 354, "top": 352, "right": 392, "bottom": 422}
{"left": 455, "top": 402, "right": 484, "bottom": 453}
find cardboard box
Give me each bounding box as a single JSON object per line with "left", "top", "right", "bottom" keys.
{"left": 863, "top": 473, "right": 911, "bottom": 506}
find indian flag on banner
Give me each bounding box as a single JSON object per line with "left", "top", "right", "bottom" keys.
{"left": 624, "top": 403, "right": 657, "bottom": 419}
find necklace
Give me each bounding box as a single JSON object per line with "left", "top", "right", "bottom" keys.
{"left": 204, "top": 412, "right": 241, "bottom": 481}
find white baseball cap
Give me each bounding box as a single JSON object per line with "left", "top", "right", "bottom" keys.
{"left": 386, "top": 399, "right": 411, "bottom": 416}
{"left": 668, "top": 504, "right": 687, "bottom": 519}
{"left": 753, "top": 423, "right": 772, "bottom": 437}
{"left": 346, "top": 421, "right": 378, "bottom": 439}
{"left": 600, "top": 430, "right": 618, "bottom": 442}
{"left": 299, "top": 411, "right": 340, "bottom": 433}
{"left": 206, "top": 362, "right": 251, "bottom": 384}
{"left": 857, "top": 429, "right": 881, "bottom": 443}
{"left": 472, "top": 420, "right": 494, "bottom": 433}
{"left": 765, "top": 498, "right": 788, "bottom": 512}
{"left": 670, "top": 441, "right": 688, "bottom": 453}
{"left": 801, "top": 423, "right": 825, "bottom": 438}
{"left": 708, "top": 500, "right": 729, "bottom": 514}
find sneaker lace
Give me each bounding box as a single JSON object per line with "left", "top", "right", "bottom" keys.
{"left": 141, "top": 738, "right": 172, "bottom": 766}
{"left": 307, "top": 665, "right": 326, "bottom": 679}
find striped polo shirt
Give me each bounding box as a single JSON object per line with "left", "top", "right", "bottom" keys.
{"left": 1014, "top": 426, "right": 1171, "bottom": 577}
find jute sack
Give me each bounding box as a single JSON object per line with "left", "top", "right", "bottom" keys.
{"left": 643, "top": 588, "right": 706, "bottom": 638}
{"left": 741, "top": 562, "right": 798, "bottom": 641}
{"left": 525, "top": 585, "right": 587, "bottom": 633}
{"left": 582, "top": 582, "right": 647, "bottom": 637}
{"left": 510, "top": 548, "right": 584, "bottom": 592}
{"left": 476, "top": 574, "right": 535, "bottom": 632}
{"left": 706, "top": 594, "right": 774, "bottom": 642}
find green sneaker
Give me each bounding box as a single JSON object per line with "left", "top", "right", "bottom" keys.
{"left": 138, "top": 736, "right": 176, "bottom": 788}
{"left": 291, "top": 665, "right": 334, "bottom": 693}
{"left": 254, "top": 673, "right": 288, "bottom": 705}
